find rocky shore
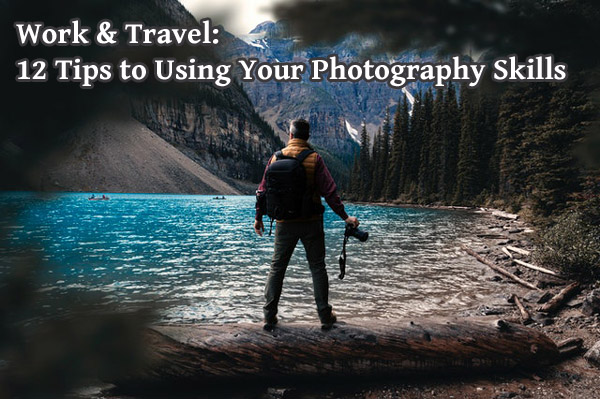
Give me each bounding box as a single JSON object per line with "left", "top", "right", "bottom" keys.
{"left": 254, "top": 207, "right": 600, "bottom": 399}
{"left": 306, "top": 207, "right": 600, "bottom": 399}
{"left": 78, "top": 206, "right": 600, "bottom": 399}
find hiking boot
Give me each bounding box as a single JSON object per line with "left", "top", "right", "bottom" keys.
{"left": 320, "top": 311, "right": 337, "bottom": 330}
{"left": 263, "top": 316, "right": 278, "bottom": 331}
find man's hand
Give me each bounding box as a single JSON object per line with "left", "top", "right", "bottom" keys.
{"left": 344, "top": 216, "right": 359, "bottom": 228}
{"left": 254, "top": 219, "right": 264, "bottom": 236}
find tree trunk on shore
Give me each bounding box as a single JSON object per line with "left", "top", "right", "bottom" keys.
{"left": 112, "top": 318, "right": 559, "bottom": 387}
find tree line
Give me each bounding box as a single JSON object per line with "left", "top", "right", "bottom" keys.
{"left": 347, "top": 80, "right": 595, "bottom": 221}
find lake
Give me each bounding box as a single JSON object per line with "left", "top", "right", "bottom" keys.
{"left": 0, "top": 192, "right": 502, "bottom": 324}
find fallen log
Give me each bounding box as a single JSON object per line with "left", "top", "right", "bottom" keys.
{"left": 512, "top": 259, "right": 563, "bottom": 278}
{"left": 112, "top": 318, "right": 559, "bottom": 386}
{"left": 538, "top": 282, "right": 580, "bottom": 314}
{"left": 506, "top": 246, "right": 531, "bottom": 256}
{"left": 510, "top": 294, "right": 532, "bottom": 324}
{"left": 462, "top": 246, "right": 541, "bottom": 291}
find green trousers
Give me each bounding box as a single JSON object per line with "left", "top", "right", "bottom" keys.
{"left": 263, "top": 219, "right": 333, "bottom": 322}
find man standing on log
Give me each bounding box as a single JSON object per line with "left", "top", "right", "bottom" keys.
{"left": 254, "top": 119, "right": 359, "bottom": 331}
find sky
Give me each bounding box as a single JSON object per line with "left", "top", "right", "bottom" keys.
{"left": 180, "top": 0, "right": 286, "bottom": 36}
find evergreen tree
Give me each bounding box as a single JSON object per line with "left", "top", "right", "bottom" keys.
{"left": 386, "top": 96, "right": 409, "bottom": 200}
{"left": 454, "top": 85, "right": 480, "bottom": 204}
{"left": 497, "top": 83, "right": 548, "bottom": 206}
{"left": 427, "top": 88, "right": 445, "bottom": 202}
{"left": 378, "top": 108, "right": 391, "bottom": 199}
{"left": 369, "top": 128, "right": 382, "bottom": 199}
{"left": 404, "top": 92, "right": 424, "bottom": 198}
{"left": 358, "top": 122, "right": 371, "bottom": 200}
{"left": 441, "top": 83, "right": 460, "bottom": 202}
{"left": 417, "top": 89, "right": 434, "bottom": 202}
{"left": 525, "top": 84, "right": 587, "bottom": 216}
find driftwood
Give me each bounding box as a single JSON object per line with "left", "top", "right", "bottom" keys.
{"left": 557, "top": 337, "right": 585, "bottom": 359}
{"left": 112, "top": 318, "right": 559, "bottom": 386}
{"left": 512, "top": 259, "right": 563, "bottom": 278}
{"left": 538, "top": 282, "right": 580, "bottom": 314}
{"left": 462, "top": 246, "right": 541, "bottom": 291}
{"left": 510, "top": 294, "right": 532, "bottom": 324}
{"left": 502, "top": 247, "right": 514, "bottom": 259}
{"left": 492, "top": 210, "right": 519, "bottom": 220}
{"left": 506, "top": 246, "right": 531, "bottom": 256}
{"left": 477, "top": 234, "right": 509, "bottom": 239}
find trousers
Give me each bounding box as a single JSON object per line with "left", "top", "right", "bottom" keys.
{"left": 263, "top": 219, "right": 332, "bottom": 322}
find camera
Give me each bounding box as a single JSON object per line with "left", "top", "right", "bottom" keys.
{"left": 344, "top": 223, "right": 369, "bottom": 242}
{"left": 339, "top": 223, "right": 368, "bottom": 279}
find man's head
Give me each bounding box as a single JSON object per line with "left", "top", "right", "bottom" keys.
{"left": 289, "top": 119, "right": 310, "bottom": 140}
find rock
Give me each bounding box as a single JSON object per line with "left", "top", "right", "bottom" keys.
{"left": 476, "top": 304, "right": 504, "bottom": 315}
{"left": 489, "top": 276, "right": 503, "bottom": 282}
{"left": 582, "top": 289, "right": 600, "bottom": 316}
{"left": 524, "top": 290, "right": 552, "bottom": 304}
{"left": 584, "top": 340, "right": 600, "bottom": 365}
{"left": 509, "top": 228, "right": 524, "bottom": 234}
{"left": 566, "top": 298, "right": 584, "bottom": 308}
{"left": 496, "top": 392, "right": 517, "bottom": 399}
{"left": 532, "top": 313, "right": 554, "bottom": 326}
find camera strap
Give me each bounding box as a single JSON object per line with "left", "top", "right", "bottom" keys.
{"left": 338, "top": 234, "right": 348, "bottom": 279}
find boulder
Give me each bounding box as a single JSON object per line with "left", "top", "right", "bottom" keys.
{"left": 581, "top": 289, "right": 600, "bottom": 316}
{"left": 584, "top": 340, "right": 600, "bottom": 367}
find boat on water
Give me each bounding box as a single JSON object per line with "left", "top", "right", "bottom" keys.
{"left": 212, "top": 196, "right": 226, "bottom": 200}
{"left": 89, "top": 195, "right": 110, "bottom": 201}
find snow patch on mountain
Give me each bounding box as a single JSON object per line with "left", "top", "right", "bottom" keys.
{"left": 345, "top": 120, "right": 360, "bottom": 143}
{"left": 402, "top": 87, "right": 415, "bottom": 105}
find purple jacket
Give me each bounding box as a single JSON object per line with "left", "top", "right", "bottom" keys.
{"left": 255, "top": 153, "right": 349, "bottom": 221}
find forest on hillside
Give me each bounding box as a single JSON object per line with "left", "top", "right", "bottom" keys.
{"left": 346, "top": 76, "right": 599, "bottom": 278}
{"left": 348, "top": 79, "right": 595, "bottom": 219}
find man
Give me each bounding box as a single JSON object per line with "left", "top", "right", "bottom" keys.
{"left": 254, "top": 119, "right": 359, "bottom": 331}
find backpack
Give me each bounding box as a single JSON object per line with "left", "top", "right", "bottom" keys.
{"left": 265, "top": 149, "right": 315, "bottom": 221}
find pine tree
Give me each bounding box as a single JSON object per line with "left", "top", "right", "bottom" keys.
{"left": 454, "top": 85, "right": 480, "bottom": 204}
{"left": 378, "top": 108, "right": 391, "bottom": 199}
{"left": 386, "top": 96, "right": 408, "bottom": 200}
{"left": 427, "top": 88, "right": 445, "bottom": 202}
{"left": 358, "top": 122, "right": 371, "bottom": 200}
{"left": 525, "top": 84, "right": 586, "bottom": 216}
{"left": 417, "top": 88, "right": 434, "bottom": 202}
{"left": 369, "top": 128, "right": 382, "bottom": 199}
{"left": 404, "top": 92, "right": 423, "bottom": 198}
{"left": 497, "top": 83, "right": 548, "bottom": 206}
{"left": 441, "top": 83, "right": 460, "bottom": 202}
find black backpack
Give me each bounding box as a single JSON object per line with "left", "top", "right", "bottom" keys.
{"left": 265, "top": 149, "right": 315, "bottom": 221}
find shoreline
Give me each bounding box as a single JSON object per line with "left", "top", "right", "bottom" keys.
{"left": 25, "top": 197, "right": 595, "bottom": 399}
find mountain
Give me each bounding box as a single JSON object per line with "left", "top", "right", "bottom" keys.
{"left": 4, "top": 0, "right": 283, "bottom": 194}
{"left": 126, "top": 2, "right": 284, "bottom": 188}
{"left": 29, "top": 114, "right": 241, "bottom": 194}
{"left": 217, "top": 21, "right": 436, "bottom": 163}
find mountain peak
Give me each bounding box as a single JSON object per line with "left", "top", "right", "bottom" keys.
{"left": 249, "top": 21, "right": 276, "bottom": 35}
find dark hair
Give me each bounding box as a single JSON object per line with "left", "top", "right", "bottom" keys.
{"left": 290, "top": 119, "right": 310, "bottom": 140}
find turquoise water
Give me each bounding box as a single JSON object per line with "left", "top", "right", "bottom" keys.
{"left": 1, "top": 192, "right": 501, "bottom": 323}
